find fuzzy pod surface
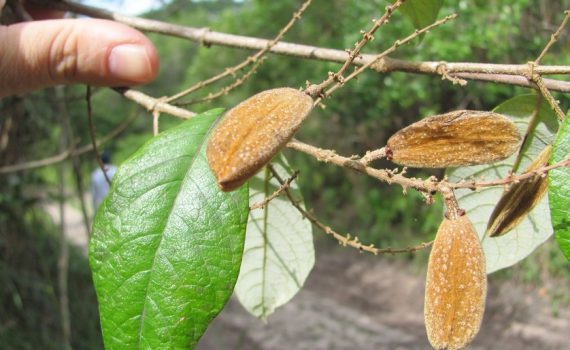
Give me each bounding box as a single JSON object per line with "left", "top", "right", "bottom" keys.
{"left": 207, "top": 87, "right": 313, "bottom": 191}
{"left": 388, "top": 110, "right": 521, "bottom": 168}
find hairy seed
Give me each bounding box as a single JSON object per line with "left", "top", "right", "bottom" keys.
{"left": 425, "top": 215, "right": 487, "bottom": 350}
{"left": 486, "top": 145, "right": 552, "bottom": 237}
{"left": 207, "top": 88, "right": 313, "bottom": 191}
{"left": 387, "top": 110, "right": 521, "bottom": 168}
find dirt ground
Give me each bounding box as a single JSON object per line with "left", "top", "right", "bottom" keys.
{"left": 45, "top": 202, "right": 569, "bottom": 350}
{"left": 198, "top": 247, "right": 569, "bottom": 350}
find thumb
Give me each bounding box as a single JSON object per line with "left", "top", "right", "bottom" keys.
{"left": 0, "top": 18, "right": 159, "bottom": 97}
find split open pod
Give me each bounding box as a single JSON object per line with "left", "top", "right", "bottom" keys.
{"left": 387, "top": 110, "right": 521, "bottom": 168}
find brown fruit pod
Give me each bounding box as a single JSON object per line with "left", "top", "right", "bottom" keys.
{"left": 207, "top": 87, "right": 313, "bottom": 191}
{"left": 387, "top": 110, "right": 521, "bottom": 168}
{"left": 425, "top": 214, "right": 487, "bottom": 350}
{"left": 486, "top": 145, "right": 552, "bottom": 237}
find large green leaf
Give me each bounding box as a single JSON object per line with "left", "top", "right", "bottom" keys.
{"left": 447, "top": 95, "right": 559, "bottom": 273}
{"left": 90, "top": 109, "right": 249, "bottom": 349}
{"left": 235, "top": 155, "right": 314, "bottom": 320}
{"left": 391, "top": 0, "right": 444, "bottom": 30}
{"left": 549, "top": 111, "right": 570, "bottom": 260}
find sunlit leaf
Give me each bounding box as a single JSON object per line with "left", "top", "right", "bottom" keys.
{"left": 549, "top": 110, "right": 570, "bottom": 261}
{"left": 235, "top": 155, "right": 314, "bottom": 320}
{"left": 447, "top": 95, "right": 559, "bottom": 273}
{"left": 90, "top": 109, "right": 249, "bottom": 348}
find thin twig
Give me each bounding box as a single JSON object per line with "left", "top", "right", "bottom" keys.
{"left": 535, "top": 10, "right": 570, "bottom": 65}
{"left": 527, "top": 62, "right": 565, "bottom": 121}
{"left": 249, "top": 170, "right": 299, "bottom": 210}
{"left": 42, "top": 0, "right": 570, "bottom": 93}
{"left": 287, "top": 138, "right": 570, "bottom": 193}
{"left": 0, "top": 111, "right": 138, "bottom": 174}
{"left": 56, "top": 86, "right": 91, "bottom": 237}
{"left": 56, "top": 91, "right": 72, "bottom": 350}
{"left": 176, "top": 57, "right": 266, "bottom": 106}
{"left": 115, "top": 88, "right": 196, "bottom": 118}
{"left": 360, "top": 147, "right": 387, "bottom": 166}
{"left": 528, "top": 11, "right": 570, "bottom": 121}
{"left": 267, "top": 163, "right": 433, "bottom": 255}
{"left": 86, "top": 86, "right": 111, "bottom": 185}
{"left": 323, "top": 13, "right": 458, "bottom": 100}
{"left": 165, "top": 0, "right": 313, "bottom": 103}
{"left": 306, "top": 0, "right": 405, "bottom": 97}
{"left": 152, "top": 110, "right": 160, "bottom": 136}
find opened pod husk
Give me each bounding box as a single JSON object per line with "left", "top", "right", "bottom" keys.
{"left": 425, "top": 214, "right": 487, "bottom": 350}
{"left": 486, "top": 145, "right": 552, "bottom": 237}
{"left": 387, "top": 110, "right": 521, "bottom": 168}
{"left": 207, "top": 87, "right": 313, "bottom": 191}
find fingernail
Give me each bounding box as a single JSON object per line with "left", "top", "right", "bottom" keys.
{"left": 108, "top": 44, "right": 152, "bottom": 82}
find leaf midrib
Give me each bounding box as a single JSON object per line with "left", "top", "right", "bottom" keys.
{"left": 136, "top": 117, "right": 218, "bottom": 347}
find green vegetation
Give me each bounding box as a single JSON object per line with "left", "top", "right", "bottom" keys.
{"left": 1, "top": 0, "right": 570, "bottom": 348}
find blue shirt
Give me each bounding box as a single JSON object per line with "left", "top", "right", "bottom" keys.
{"left": 90, "top": 165, "right": 117, "bottom": 211}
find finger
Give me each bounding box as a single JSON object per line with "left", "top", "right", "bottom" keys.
{"left": 0, "top": 19, "right": 159, "bottom": 97}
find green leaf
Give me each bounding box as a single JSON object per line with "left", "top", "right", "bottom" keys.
{"left": 235, "top": 155, "right": 314, "bottom": 320}
{"left": 393, "top": 0, "right": 444, "bottom": 30}
{"left": 90, "top": 109, "right": 249, "bottom": 349}
{"left": 447, "top": 95, "right": 559, "bottom": 273}
{"left": 549, "top": 111, "right": 570, "bottom": 261}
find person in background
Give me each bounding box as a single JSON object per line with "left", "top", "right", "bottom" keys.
{"left": 90, "top": 151, "right": 117, "bottom": 212}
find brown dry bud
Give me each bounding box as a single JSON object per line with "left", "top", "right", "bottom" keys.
{"left": 425, "top": 215, "right": 487, "bottom": 350}
{"left": 486, "top": 145, "right": 552, "bottom": 237}
{"left": 207, "top": 87, "right": 313, "bottom": 191}
{"left": 387, "top": 110, "right": 521, "bottom": 168}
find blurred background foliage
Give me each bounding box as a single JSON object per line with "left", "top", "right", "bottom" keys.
{"left": 1, "top": 0, "right": 570, "bottom": 348}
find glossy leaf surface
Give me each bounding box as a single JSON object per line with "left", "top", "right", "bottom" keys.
{"left": 90, "top": 109, "right": 249, "bottom": 349}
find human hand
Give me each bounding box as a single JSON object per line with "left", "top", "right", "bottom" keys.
{"left": 0, "top": 2, "right": 159, "bottom": 98}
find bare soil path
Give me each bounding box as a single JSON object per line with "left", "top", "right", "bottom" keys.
{"left": 44, "top": 202, "right": 569, "bottom": 350}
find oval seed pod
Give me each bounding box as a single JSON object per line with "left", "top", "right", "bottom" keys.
{"left": 486, "top": 145, "right": 552, "bottom": 237}
{"left": 207, "top": 88, "right": 313, "bottom": 191}
{"left": 387, "top": 110, "right": 521, "bottom": 168}
{"left": 425, "top": 214, "right": 487, "bottom": 350}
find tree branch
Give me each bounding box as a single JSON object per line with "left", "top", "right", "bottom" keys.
{"left": 268, "top": 163, "right": 433, "bottom": 255}
{"left": 42, "top": 0, "right": 570, "bottom": 93}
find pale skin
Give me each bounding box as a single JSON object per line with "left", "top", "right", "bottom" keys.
{"left": 0, "top": 1, "right": 159, "bottom": 98}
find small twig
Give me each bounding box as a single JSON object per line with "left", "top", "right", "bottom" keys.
{"left": 56, "top": 86, "right": 91, "bottom": 237}
{"left": 288, "top": 138, "right": 570, "bottom": 194}
{"left": 436, "top": 62, "right": 468, "bottom": 86}
{"left": 528, "top": 12, "right": 570, "bottom": 122}
{"left": 86, "top": 86, "right": 111, "bottom": 185}
{"left": 360, "top": 147, "right": 387, "bottom": 166}
{"left": 535, "top": 10, "right": 570, "bottom": 65}
{"left": 323, "top": 13, "right": 458, "bottom": 100}
{"left": 165, "top": 0, "right": 313, "bottom": 103}
{"left": 152, "top": 110, "right": 160, "bottom": 136}
{"left": 115, "top": 88, "right": 196, "bottom": 119}
{"left": 0, "top": 111, "right": 138, "bottom": 174}
{"left": 177, "top": 57, "right": 266, "bottom": 106}
{"left": 306, "top": 0, "right": 405, "bottom": 98}
{"left": 41, "top": 0, "right": 570, "bottom": 93}
{"left": 267, "top": 163, "right": 433, "bottom": 255}
{"left": 450, "top": 156, "right": 570, "bottom": 190}
{"left": 56, "top": 91, "right": 72, "bottom": 350}
{"left": 249, "top": 170, "right": 299, "bottom": 210}
{"left": 527, "top": 62, "right": 565, "bottom": 121}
